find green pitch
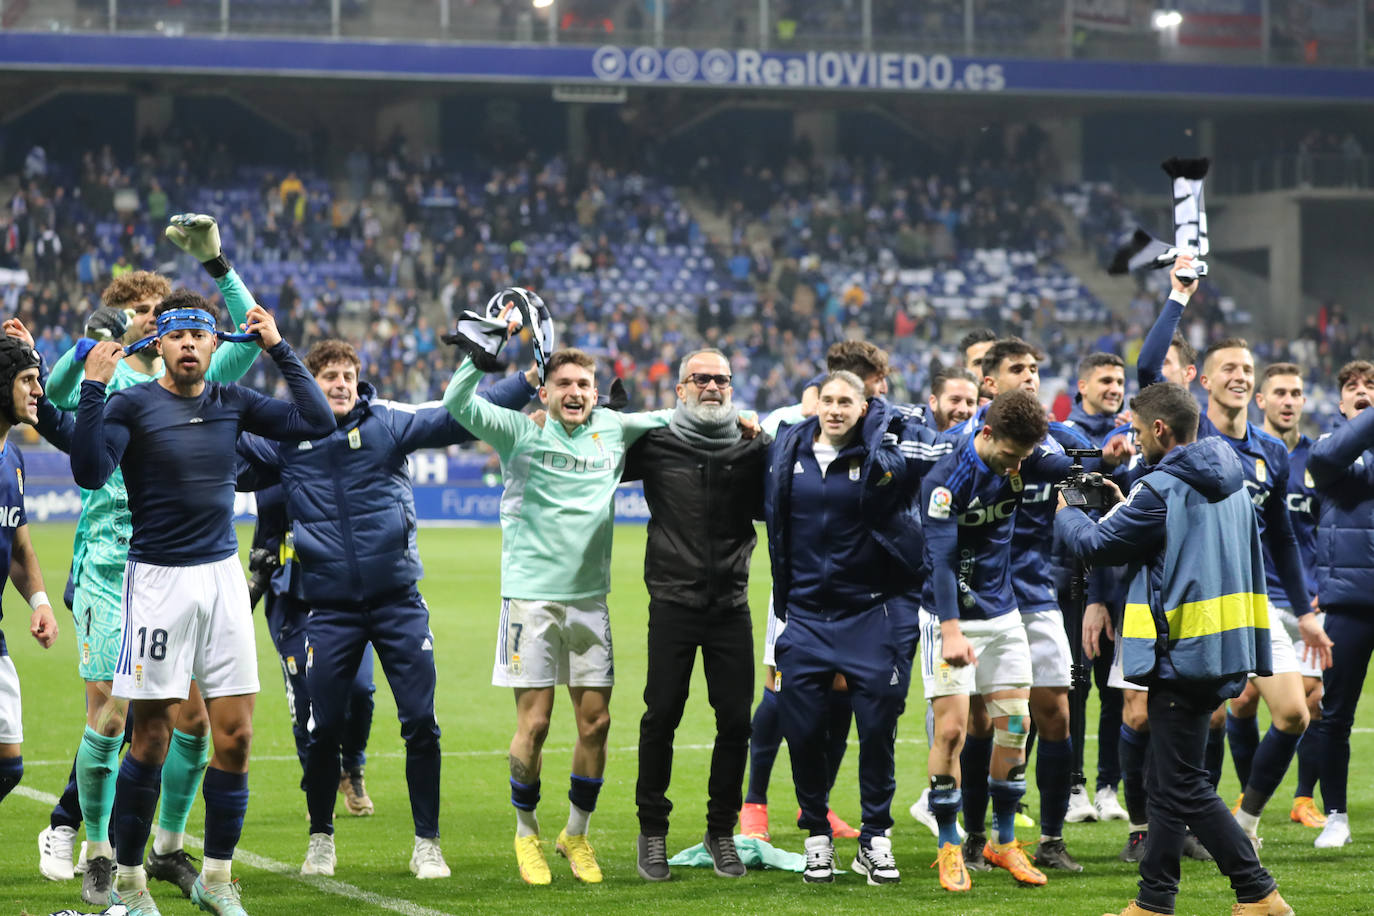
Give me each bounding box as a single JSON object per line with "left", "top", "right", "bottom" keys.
{"left": 0, "top": 524, "right": 1368, "bottom": 915}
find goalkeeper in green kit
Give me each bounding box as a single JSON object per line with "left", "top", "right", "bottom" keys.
{"left": 30, "top": 215, "right": 264, "bottom": 907}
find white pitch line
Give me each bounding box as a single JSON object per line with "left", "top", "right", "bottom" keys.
{"left": 10, "top": 785, "right": 459, "bottom": 916}
{"left": 23, "top": 727, "right": 1374, "bottom": 768}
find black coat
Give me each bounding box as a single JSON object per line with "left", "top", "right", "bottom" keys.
{"left": 623, "top": 426, "right": 770, "bottom": 610}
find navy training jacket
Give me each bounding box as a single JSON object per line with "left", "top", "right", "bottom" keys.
{"left": 763, "top": 398, "right": 919, "bottom": 619}
{"left": 237, "top": 374, "right": 534, "bottom": 604}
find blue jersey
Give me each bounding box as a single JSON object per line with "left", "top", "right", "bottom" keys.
{"left": 1197, "top": 413, "right": 1309, "bottom": 612}
{"left": 1276, "top": 434, "right": 1319, "bottom": 605}
{"left": 921, "top": 435, "right": 1025, "bottom": 623}
{"left": 953, "top": 404, "right": 1074, "bottom": 615}
{"left": 0, "top": 442, "right": 26, "bottom": 630}
{"left": 71, "top": 341, "right": 335, "bottom": 567}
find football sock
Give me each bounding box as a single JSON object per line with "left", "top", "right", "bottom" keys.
{"left": 1295, "top": 730, "right": 1320, "bottom": 799}
{"left": 51, "top": 755, "right": 83, "bottom": 830}
{"left": 1241, "top": 726, "right": 1302, "bottom": 817}
{"left": 0, "top": 754, "right": 21, "bottom": 801}
{"left": 744, "top": 688, "right": 781, "bottom": 805}
{"left": 990, "top": 777, "right": 1025, "bottom": 846}
{"left": 1205, "top": 725, "right": 1226, "bottom": 790}
{"left": 154, "top": 729, "right": 209, "bottom": 854}
{"left": 566, "top": 774, "right": 602, "bottom": 835}
{"left": 511, "top": 777, "right": 541, "bottom": 835}
{"left": 1037, "top": 737, "right": 1073, "bottom": 839}
{"left": 1119, "top": 725, "right": 1150, "bottom": 826}
{"left": 77, "top": 727, "right": 122, "bottom": 847}
{"left": 201, "top": 767, "right": 248, "bottom": 862}
{"left": 112, "top": 754, "right": 161, "bottom": 867}
{"left": 1226, "top": 711, "right": 1260, "bottom": 792}
{"left": 960, "top": 734, "right": 993, "bottom": 836}
{"left": 930, "top": 776, "right": 963, "bottom": 848}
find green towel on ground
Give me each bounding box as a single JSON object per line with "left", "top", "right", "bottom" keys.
{"left": 667, "top": 835, "right": 845, "bottom": 873}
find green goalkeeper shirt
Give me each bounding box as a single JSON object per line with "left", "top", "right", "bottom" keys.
{"left": 45, "top": 269, "right": 262, "bottom": 582}
{"left": 443, "top": 359, "right": 671, "bottom": 601}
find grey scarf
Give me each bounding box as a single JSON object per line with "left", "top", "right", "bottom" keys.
{"left": 670, "top": 401, "right": 741, "bottom": 450}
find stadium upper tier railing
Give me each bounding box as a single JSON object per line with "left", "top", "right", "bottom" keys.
{"left": 5, "top": 0, "right": 1369, "bottom": 68}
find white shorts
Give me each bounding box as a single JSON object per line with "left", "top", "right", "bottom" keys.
{"left": 113, "top": 555, "right": 260, "bottom": 701}
{"left": 492, "top": 596, "right": 614, "bottom": 688}
{"left": 1280, "top": 608, "right": 1325, "bottom": 679}
{"left": 1023, "top": 609, "right": 1072, "bottom": 688}
{"left": 761, "top": 599, "right": 784, "bottom": 669}
{"left": 919, "top": 609, "right": 1032, "bottom": 699}
{"left": 0, "top": 649, "right": 21, "bottom": 744}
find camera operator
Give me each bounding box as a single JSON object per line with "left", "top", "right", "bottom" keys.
{"left": 1054, "top": 383, "right": 1291, "bottom": 916}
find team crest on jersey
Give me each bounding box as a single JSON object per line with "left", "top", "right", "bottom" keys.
{"left": 928, "top": 486, "right": 953, "bottom": 519}
{"left": 1305, "top": 468, "right": 1314, "bottom": 488}
{"left": 849, "top": 460, "right": 861, "bottom": 482}
{"left": 1254, "top": 458, "right": 1267, "bottom": 484}
{"left": 15, "top": 467, "right": 22, "bottom": 495}
{"left": 1010, "top": 472, "right": 1024, "bottom": 493}
{"left": 348, "top": 427, "right": 362, "bottom": 449}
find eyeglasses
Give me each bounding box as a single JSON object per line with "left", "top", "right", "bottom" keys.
{"left": 686, "top": 373, "right": 732, "bottom": 388}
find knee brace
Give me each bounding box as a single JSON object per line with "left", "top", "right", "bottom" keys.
{"left": 986, "top": 698, "right": 1031, "bottom": 750}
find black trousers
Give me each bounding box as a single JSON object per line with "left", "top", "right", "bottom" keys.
{"left": 1137, "top": 682, "right": 1274, "bottom": 913}
{"left": 636, "top": 598, "right": 754, "bottom": 837}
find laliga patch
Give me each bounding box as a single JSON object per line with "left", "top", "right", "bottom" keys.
{"left": 928, "top": 486, "right": 953, "bottom": 520}
{"left": 877, "top": 470, "right": 893, "bottom": 486}
{"left": 348, "top": 427, "right": 362, "bottom": 449}
{"left": 849, "top": 460, "right": 861, "bottom": 482}
{"left": 134, "top": 664, "right": 144, "bottom": 688}
{"left": 15, "top": 467, "right": 22, "bottom": 495}
{"left": 510, "top": 654, "right": 523, "bottom": 676}
{"left": 81, "top": 641, "right": 90, "bottom": 664}
{"left": 306, "top": 645, "right": 314, "bottom": 671}
{"left": 1254, "top": 458, "right": 1267, "bottom": 484}
{"left": 286, "top": 655, "right": 297, "bottom": 675}
{"left": 1305, "top": 468, "right": 1314, "bottom": 488}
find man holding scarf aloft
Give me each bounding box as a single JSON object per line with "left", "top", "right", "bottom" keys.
{"left": 624, "top": 348, "right": 770, "bottom": 882}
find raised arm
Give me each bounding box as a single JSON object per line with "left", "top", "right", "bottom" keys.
{"left": 44, "top": 346, "right": 84, "bottom": 411}
{"left": 1309, "top": 405, "right": 1374, "bottom": 487}
{"left": 1137, "top": 256, "right": 1196, "bottom": 388}
{"left": 442, "top": 358, "right": 535, "bottom": 457}
{"left": 70, "top": 366, "right": 133, "bottom": 491}
{"left": 389, "top": 366, "right": 539, "bottom": 452}
{"left": 237, "top": 341, "right": 335, "bottom": 441}
{"left": 205, "top": 269, "right": 264, "bottom": 383}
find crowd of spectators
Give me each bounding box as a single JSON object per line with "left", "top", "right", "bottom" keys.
{"left": 5, "top": 117, "right": 1355, "bottom": 437}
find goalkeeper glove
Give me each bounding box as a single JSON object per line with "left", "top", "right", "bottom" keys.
{"left": 165, "top": 213, "right": 230, "bottom": 277}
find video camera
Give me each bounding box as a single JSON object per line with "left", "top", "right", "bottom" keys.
{"left": 1059, "top": 448, "right": 1109, "bottom": 511}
